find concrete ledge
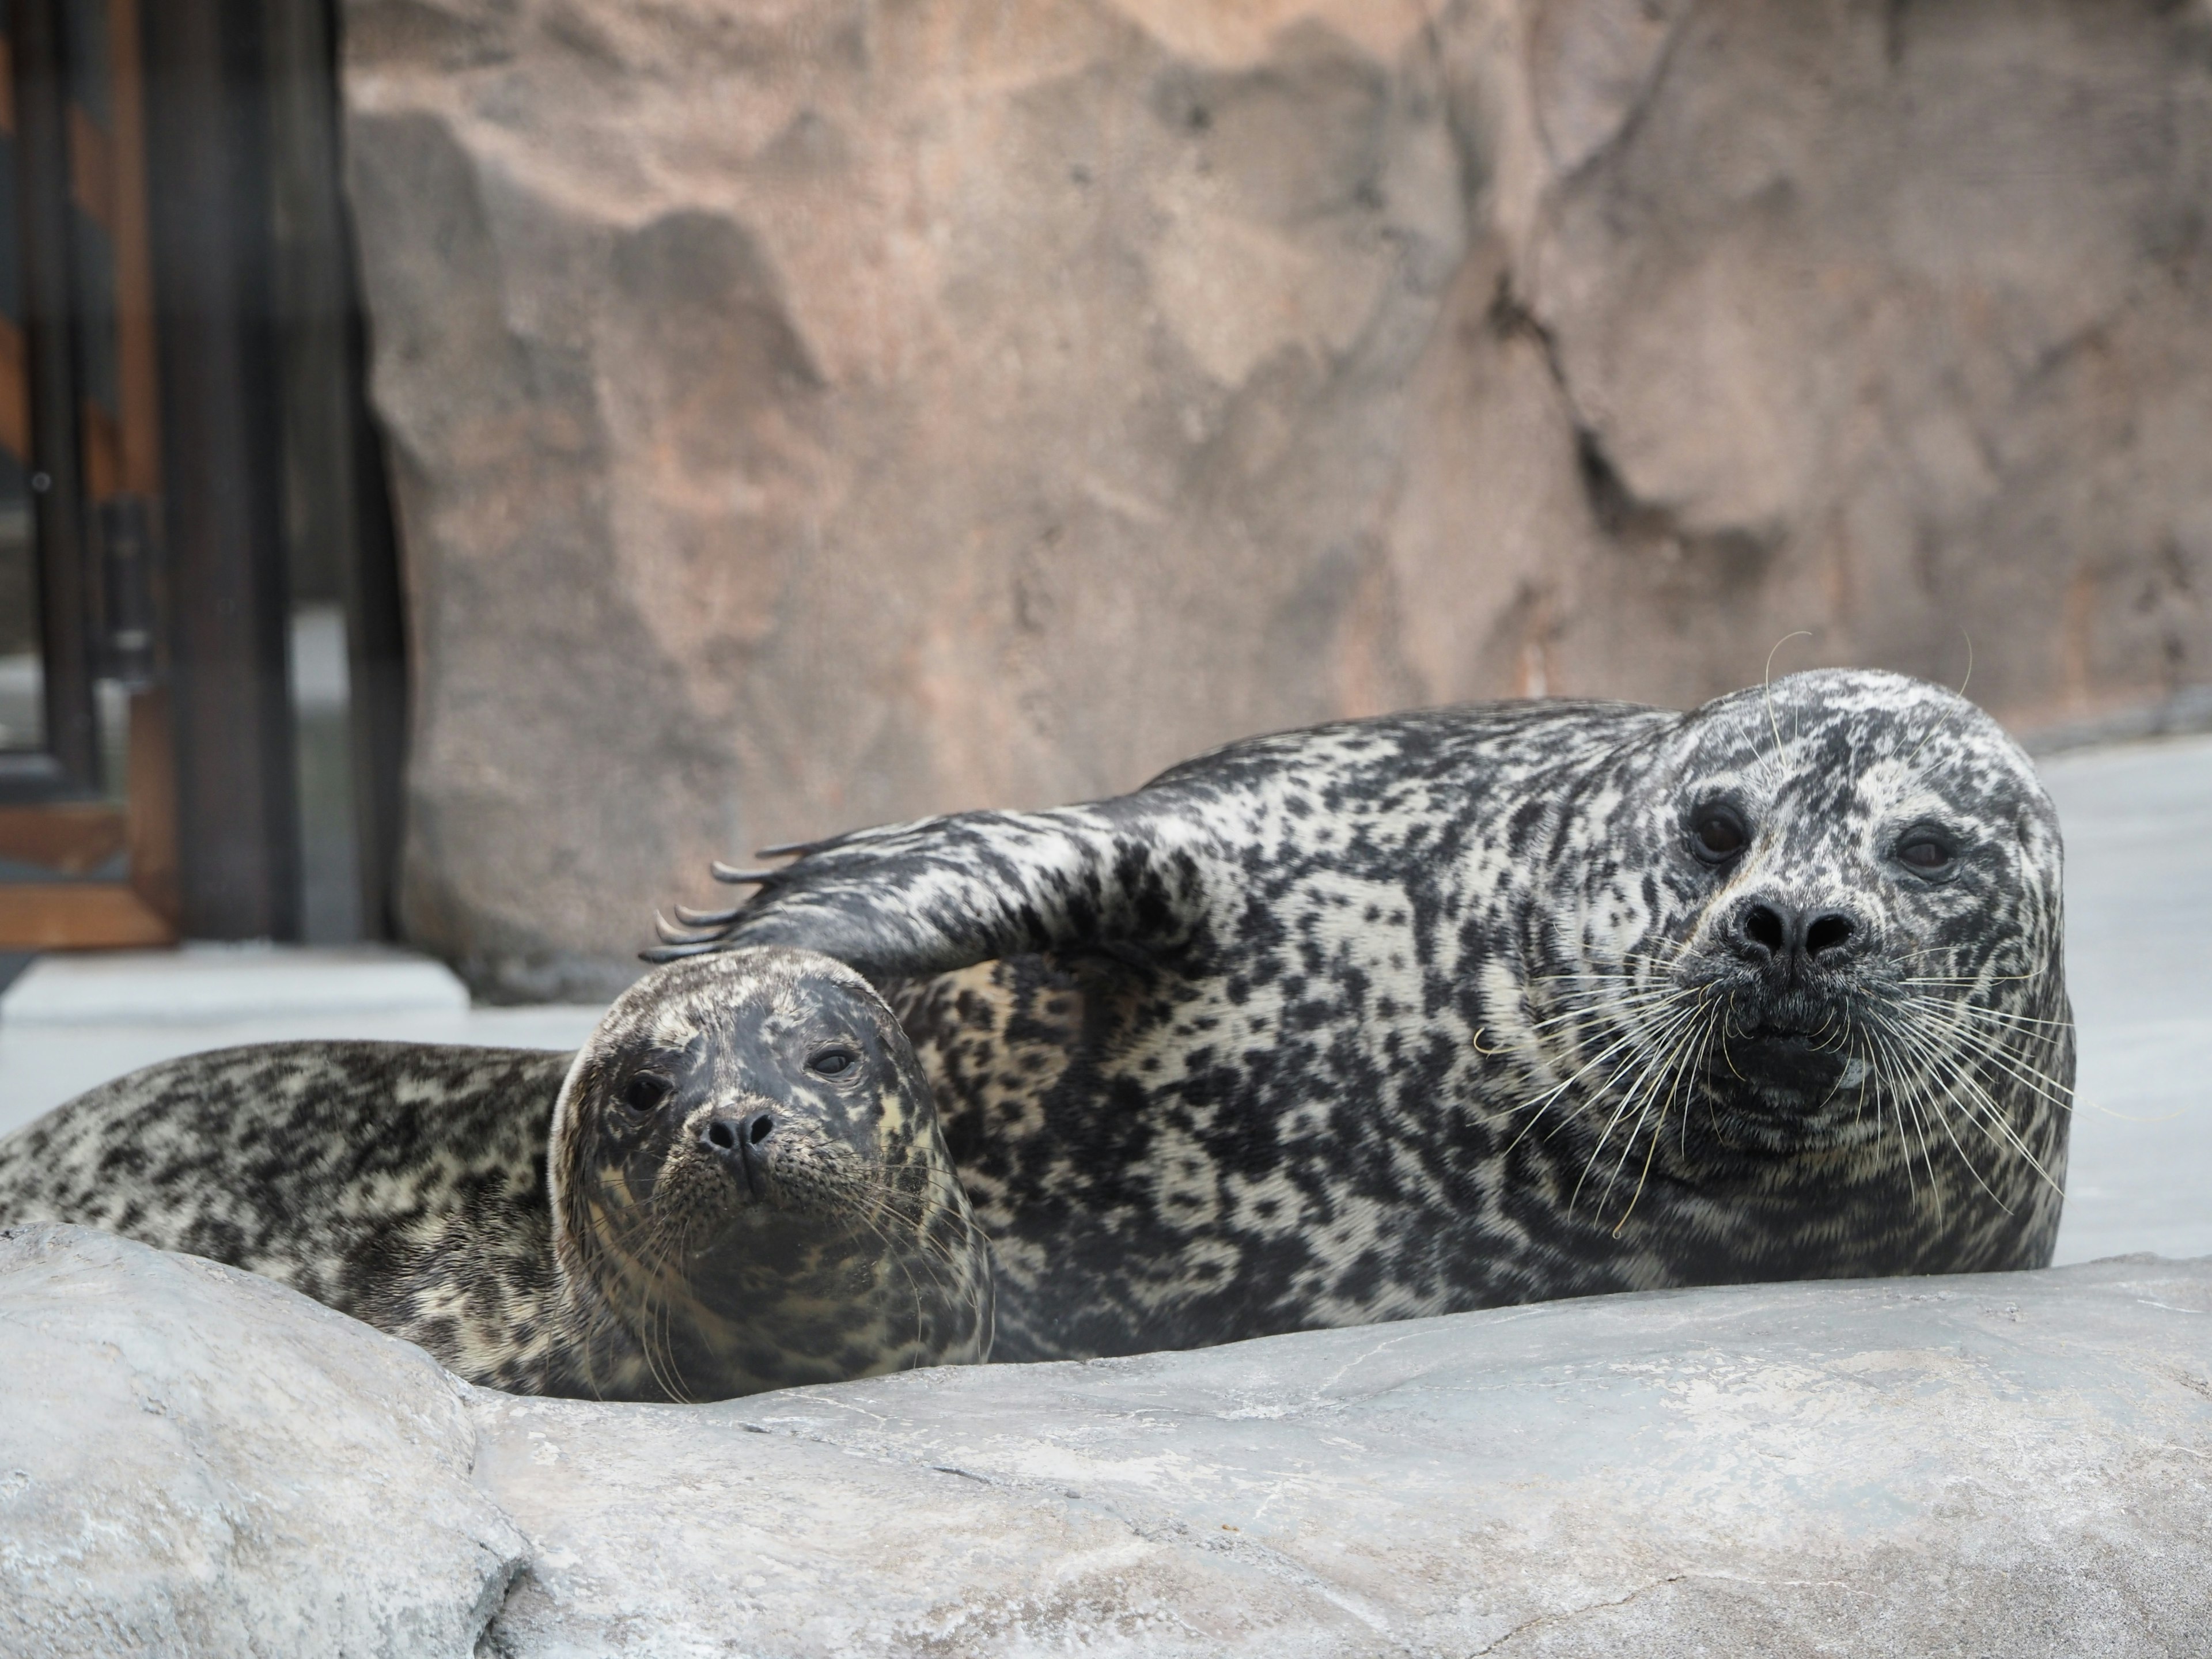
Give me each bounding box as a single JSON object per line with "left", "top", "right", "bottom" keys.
{"left": 0, "top": 943, "right": 471, "bottom": 1026}
{"left": 2022, "top": 687, "right": 2212, "bottom": 756}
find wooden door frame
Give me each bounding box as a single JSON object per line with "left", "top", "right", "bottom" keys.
{"left": 0, "top": 0, "right": 177, "bottom": 949}
{"left": 0, "top": 0, "right": 406, "bottom": 951}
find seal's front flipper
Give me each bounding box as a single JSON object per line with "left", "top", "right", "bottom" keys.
{"left": 645, "top": 799, "right": 1225, "bottom": 982}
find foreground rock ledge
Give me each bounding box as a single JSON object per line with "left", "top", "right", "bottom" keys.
{"left": 4, "top": 1225, "right": 2207, "bottom": 1657}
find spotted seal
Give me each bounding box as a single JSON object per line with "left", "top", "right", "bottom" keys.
{"left": 652, "top": 668, "right": 2071, "bottom": 1361}
{"left": 0, "top": 947, "right": 991, "bottom": 1400}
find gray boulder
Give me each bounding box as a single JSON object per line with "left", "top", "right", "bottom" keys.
{"left": 0, "top": 1225, "right": 525, "bottom": 1659}
{"left": 5, "top": 1223, "right": 2209, "bottom": 1656}
{"left": 479, "top": 1255, "right": 2212, "bottom": 1657}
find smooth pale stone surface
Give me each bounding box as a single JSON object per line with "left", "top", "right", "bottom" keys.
{"left": 479, "top": 1255, "right": 2212, "bottom": 1656}
{"left": 6, "top": 1229, "right": 2207, "bottom": 1656}
{"left": 10, "top": 1224, "right": 2207, "bottom": 1657}
{"left": 0, "top": 1225, "right": 527, "bottom": 1659}
{"left": 2042, "top": 733, "right": 2212, "bottom": 1266}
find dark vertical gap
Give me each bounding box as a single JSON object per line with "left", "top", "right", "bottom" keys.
{"left": 13, "top": 0, "right": 94, "bottom": 794}
{"left": 343, "top": 306, "right": 407, "bottom": 943}
{"left": 257, "top": 0, "right": 406, "bottom": 943}
{"left": 262, "top": 0, "right": 355, "bottom": 941}
{"left": 141, "top": 0, "right": 298, "bottom": 938}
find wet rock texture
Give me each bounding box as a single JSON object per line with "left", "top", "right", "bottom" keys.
{"left": 5, "top": 1224, "right": 2210, "bottom": 1656}
{"left": 340, "top": 0, "right": 2212, "bottom": 995}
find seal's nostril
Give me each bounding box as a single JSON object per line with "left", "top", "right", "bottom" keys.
{"left": 1744, "top": 904, "right": 1786, "bottom": 956}
{"left": 704, "top": 1120, "right": 738, "bottom": 1152}
{"left": 746, "top": 1113, "right": 775, "bottom": 1146}
{"left": 1805, "top": 912, "right": 1856, "bottom": 957}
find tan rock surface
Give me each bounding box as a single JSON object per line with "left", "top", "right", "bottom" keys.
{"left": 341, "top": 0, "right": 2212, "bottom": 995}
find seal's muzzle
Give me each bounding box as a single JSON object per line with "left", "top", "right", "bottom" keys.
{"left": 699, "top": 1103, "right": 778, "bottom": 1201}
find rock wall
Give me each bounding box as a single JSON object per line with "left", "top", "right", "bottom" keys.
{"left": 340, "top": 0, "right": 2212, "bottom": 997}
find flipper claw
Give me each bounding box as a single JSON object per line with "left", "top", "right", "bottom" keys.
{"left": 710, "top": 862, "right": 779, "bottom": 885}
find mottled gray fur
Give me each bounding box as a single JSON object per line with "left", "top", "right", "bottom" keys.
{"left": 0, "top": 949, "right": 991, "bottom": 1400}
{"left": 653, "top": 670, "right": 2073, "bottom": 1361}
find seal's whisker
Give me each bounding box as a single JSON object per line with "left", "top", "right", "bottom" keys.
{"left": 1603, "top": 994, "right": 1715, "bottom": 1232}
{"left": 1895, "top": 965, "right": 2052, "bottom": 987}
{"left": 1853, "top": 1018, "right": 1914, "bottom": 1195}
{"left": 1897, "top": 996, "right": 2078, "bottom": 1116}
{"left": 848, "top": 1198, "right": 938, "bottom": 1363}
{"left": 1858, "top": 1014, "right": 1934, "bottom": 1200}
{"left": 1806, "top": 1012, "right": 1860, "bottom": 1121}
{"left": 1946, "top": 1039, "right": 2079, "bottom": 1141}
{"left": 1863, "top": 1012, "right": 1993, "bottom": 1211}
{"left": 1891, "top": 1024, "right": 1978, "bottom": 1205}
{"left": 1490, "top": 1021, "right": 1657, "bottom": 1137}
{"left": 620, "top": 1218, "right": 696, "bottom": 1404}
{"left": 643, "top": 1215, "right": 707, "bottom": 1404}
{"left": 1518, "top": 984, "right": 1700, "bottom": 1025}
{"left": 1887, "top": 1011, "right": 2062, "bottom": 1198}
{"left": 1931, "top": 1027, "right": 2077, "bottom": 1117}
{"left": 1934, "top": 1060, "right": 2060, "bottom": 1199}
{"left": 844, "top": 1168, "right": 990, "bottom": 1344}
{"left": 1762, "top": 630, "right": 1813, "bottom": 780}
{"left": 1568, "top": 998, "right": 1708, "bottom": 1209}
{"left": 1891, "top": 1047, "right": 1949, "bottom": 1202}
{"left": 1514, "top": 984, "right": 1703, "bottom": 1039}
{"left": 1498, "top": 1000, "right": 1705, "bottom": 1154}
{"left": 1680, "top": 1002, "right": 1725, "bottom": 1159}
{"left": 1897, "top": 994, "right": 2075, "bottom": 1036}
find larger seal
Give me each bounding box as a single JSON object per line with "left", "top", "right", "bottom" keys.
{"left": 0, "top": 947, "right": 991, "bottom": 1400}
{"left": 652, "top": 669, "right": 2073, "bottom": 1361}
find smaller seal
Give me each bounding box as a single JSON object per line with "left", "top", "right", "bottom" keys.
{"left": 0, "top": 947, "right": 991, "bottom": 1402}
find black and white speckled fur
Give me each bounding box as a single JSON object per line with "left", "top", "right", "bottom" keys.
{"left": 0, "top": 948, "right": 991, "bottom": 1400}
{"left": 654, "top": 670, "right": 2071, "bottom": 1361}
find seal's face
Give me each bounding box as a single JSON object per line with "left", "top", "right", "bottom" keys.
{"left": 585, "top": 967, "right": 921, "bottom": 1257}
{"left": 1549, "top": 669, "right": 2069, "bottom": 1185}
{"left": 549, "top": 948, "right": 990, "bottom": 1399}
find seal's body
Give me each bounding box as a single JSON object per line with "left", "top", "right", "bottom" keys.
{"left": 654, "top": 671, "right": 2072, "bottom": 1361}
{"left": 0, "top": 949, "right": 991, "bottom": 1400}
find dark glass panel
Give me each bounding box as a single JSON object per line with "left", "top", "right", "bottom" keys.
{"left": 70, "top": 204, "right": 111, "bottom": 412}
{"left": 0, "top": 9, "right": 41, "bottom": 753}
{"left": 58, "top": 0, "right": 103, "bottom": 128}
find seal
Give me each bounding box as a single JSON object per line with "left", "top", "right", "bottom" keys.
{"left": 0, "top": 946, "right": 991, "bottom": 1401}
{"left": 651, "top": 668, "right": 2073, "bottom": 1361}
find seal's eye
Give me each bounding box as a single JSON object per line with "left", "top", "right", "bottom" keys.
{"left": 808, "top": 1046, "right": 859, "bottom": 1078}
{"left": 622, "top": 1073, "right": 673, "bottom": 1115}
{"left": 1895, "top": 829, "right": 1956, "bottom": 875}
{"left": 1688, "top": 804, "right": 1750, "bottom": 865}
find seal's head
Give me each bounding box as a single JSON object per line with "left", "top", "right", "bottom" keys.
{"left": 549, "top": 946, "right": 990, "bottom": 1401}
{"left": 1525, "top": 668, "right": 2069, "bottom": 1242}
